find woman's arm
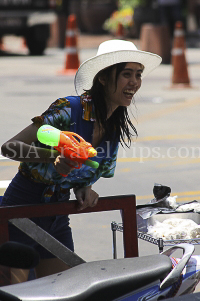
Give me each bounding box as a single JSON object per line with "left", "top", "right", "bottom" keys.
{"left": 1, "top": 123, "right": 77, "bottom": 174}
{"left": 1, "top": 123, "right": 59, "bottom": 163}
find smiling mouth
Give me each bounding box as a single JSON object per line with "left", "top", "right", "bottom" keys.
{"left": 123, "top": 90, "right": 135, "bottom": 97}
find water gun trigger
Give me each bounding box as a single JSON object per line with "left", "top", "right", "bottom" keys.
{"left": 54, "top": 145, "right": 82, "bottom": 173}
{"left": 68, "top": 161, "right": 82, "bottom": 169}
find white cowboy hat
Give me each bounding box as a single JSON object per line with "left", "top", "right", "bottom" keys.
{"left": 74, "top": 39, "right": 162, "bottom": 95}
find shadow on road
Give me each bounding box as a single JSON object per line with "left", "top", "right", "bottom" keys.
{"left": 0, "top": 49, "right": 27, "bottom": 57}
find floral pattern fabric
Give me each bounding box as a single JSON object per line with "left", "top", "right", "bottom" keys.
{"left": 19, "top": 94, "right": 119, "bottom": 202}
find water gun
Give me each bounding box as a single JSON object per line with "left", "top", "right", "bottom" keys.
{"left": 37, "top": 125, "right": 99, "bottom": 172}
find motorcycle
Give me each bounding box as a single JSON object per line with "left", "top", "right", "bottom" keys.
{"left": 0, "top": 242, "right": 200, "bottom": 300}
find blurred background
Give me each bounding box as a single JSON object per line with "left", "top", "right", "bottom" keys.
{"left": 0, "top": 0, "right": 199, "bottom": 56}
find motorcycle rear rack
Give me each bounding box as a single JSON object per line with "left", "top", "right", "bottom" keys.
{"left": 111, "top": 221, "right": 200, "bottom": 258}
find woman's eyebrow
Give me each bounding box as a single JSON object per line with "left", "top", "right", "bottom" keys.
{"left": 123, "top": 68, "right": 143, "bottom": 73}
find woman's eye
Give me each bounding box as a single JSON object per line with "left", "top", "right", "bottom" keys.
{"left": 123, "top": 72, "right": 131, "bottom": 77}
{"left": 123, "top": 72, "right": 142, "bottom": 79}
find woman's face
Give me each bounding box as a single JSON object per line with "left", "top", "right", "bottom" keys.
{"left": 104, "top": 62, "right": 143, "bottom": 114}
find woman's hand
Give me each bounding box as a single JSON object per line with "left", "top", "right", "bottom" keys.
{"left": 74, "top": 186, "right": 99, "bottom": 211}
{"left": 54, "top": 155, "right": 78, "bottom": 176}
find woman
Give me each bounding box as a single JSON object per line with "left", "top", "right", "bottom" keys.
{"left": 1, "top": 39, "right": 162, "bottom": 283}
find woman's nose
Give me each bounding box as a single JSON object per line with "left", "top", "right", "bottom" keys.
{"left": 129, "top": 77, "right": 137, "bottom": 86}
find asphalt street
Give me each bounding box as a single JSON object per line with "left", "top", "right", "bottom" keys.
{"left": 0, "top": 36, "right": 200, "bottom": 265}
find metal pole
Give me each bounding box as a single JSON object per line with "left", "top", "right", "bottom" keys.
{"left": 111, "top": 222, "right": 117, "bottom": 259}
{"left": 158, "top": 238, "right": 164, "bottom": 253}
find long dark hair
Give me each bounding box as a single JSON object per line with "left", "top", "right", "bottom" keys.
{"left": 87, "top": 62, "right": 138, "bottom": 147}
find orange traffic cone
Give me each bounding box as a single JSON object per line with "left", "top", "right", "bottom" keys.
{"left": 59, "top": 14, "right": 80, "bottom": 75}
{"left": 0, "top": 37, "right": 5, "bottom": 51}
{"left": 116, "top": 23, "right": 125, "bottom": 39}
{"left": 171, "top": 21, "right": 190, "bottom": 87}
{"left": 21, "top": 37, "right": 27, "bottom": 51}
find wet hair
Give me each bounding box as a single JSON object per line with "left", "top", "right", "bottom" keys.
{"left": 87, "top": 62, "right": 138, "bottom": 147}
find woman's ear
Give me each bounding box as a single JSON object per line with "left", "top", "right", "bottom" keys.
{"left": 98, "top": 75, "right": 106, "bottom": 86}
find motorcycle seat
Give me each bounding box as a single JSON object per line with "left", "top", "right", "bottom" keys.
{"left": 0, "top": 254, "right": 172, "bottom": 301}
